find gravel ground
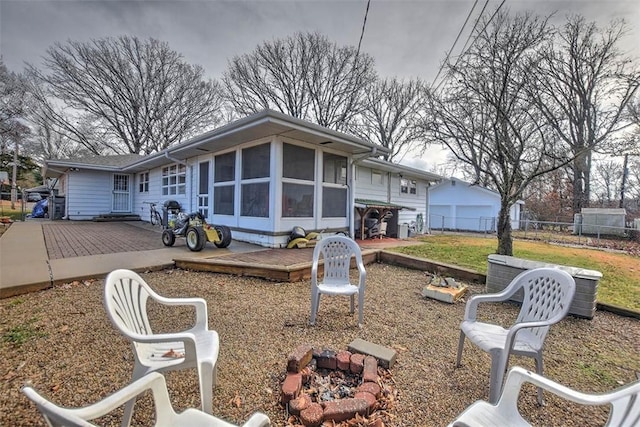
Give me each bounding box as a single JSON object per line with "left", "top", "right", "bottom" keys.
{"left": 1, "top": 263, "right": 639, "bottom": 426}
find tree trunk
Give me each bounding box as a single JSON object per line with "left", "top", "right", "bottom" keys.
{"left": 496, "top": 203, "right": 513, "bottom": 256}
{"left": 572, "top": 151, "right": 590, "bottom": 213}
{"left": 10, "top": 142, "right": 18, "bottom": 210}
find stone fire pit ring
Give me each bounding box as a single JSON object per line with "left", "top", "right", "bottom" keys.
{"left": 281, "top": 344, "right": 395, "bottom": 427}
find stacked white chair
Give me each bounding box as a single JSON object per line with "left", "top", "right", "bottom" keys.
{"left": 456, "top": 267, "right": 576, "bottom": 404}
{"left": 104, "top": 269, "right": 220, "bottom": 426}
{"left": 23, "top": 372, "right": 270, "bottom": 427}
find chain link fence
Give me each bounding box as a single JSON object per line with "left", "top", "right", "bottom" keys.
{"left": 429, "top": 214, "right": 640, "bottom": 250}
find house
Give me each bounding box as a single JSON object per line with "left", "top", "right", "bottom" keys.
{"left": 428, "top": 177, "right": 523, "bottom": 232}
{"left": 354, "top": 158, "right": 441, "bottom": 238}
{"left": 44, "top": 110, "right": 443, "bottom": 248}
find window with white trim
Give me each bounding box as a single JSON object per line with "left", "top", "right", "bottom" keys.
{"left": 214, "top": 152, "right": 235, "bottom": 215}
{"left": 372, "top": 170, "right": 383, "bottom": 185}
{"left": 401, "top": 178, "right": 417, "bottom": 195}
{"left": 241, "top": 143, "right": 270, "bottom": 217}
{"left": 138, "top": 172, "right": 149, "bottom": 193}
{"left": 322, "top": 153, "right": 347, "bottom": 218}
{"left": 282, "top": 143, "right": 314, "bottom": 217}
{"left": 323, "top": 153, "right": 347, "bottom": 185}
{"left": 161, "top": 164, "right": 186, "bottom": 196}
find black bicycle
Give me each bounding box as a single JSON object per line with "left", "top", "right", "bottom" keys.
{"left": 144, "top": 201, "right": 162, "bottom": 226}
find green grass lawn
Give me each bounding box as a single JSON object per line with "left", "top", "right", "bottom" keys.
{"left": 0, "top": 201, "right": 31, "bottom": 221}
{"left": 392, "top": 234, "right": 640, "bottom": 311}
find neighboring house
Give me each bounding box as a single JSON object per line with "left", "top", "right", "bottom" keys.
{"left": 45, "top": 110, "right": 444, "bottom": 248}
{"left": 429, "top": 177, "right": 523, "bottom": 232}
{"left": 354, "top": 158, "right": 441, "bottom": 238}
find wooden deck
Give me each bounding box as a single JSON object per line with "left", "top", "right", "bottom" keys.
{"left": 172, "top": 238, "right": 487, "bottom": 284}
{"left": 173, "top": 247, "right": 380, "bottom": 282}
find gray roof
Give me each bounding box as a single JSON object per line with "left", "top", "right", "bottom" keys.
{"left": 46, "top": 110, "right": 392, "bottom": 174}
{"left": 49, "top": 154, "right": 143, "bottom": 168}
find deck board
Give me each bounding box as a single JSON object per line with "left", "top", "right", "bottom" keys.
{"left": 174, "top": 247, "right": 379, "bottom": 282}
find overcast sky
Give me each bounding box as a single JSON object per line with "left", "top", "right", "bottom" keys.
{"left": 1, "top": 0, "right": 638, "bottom": 170}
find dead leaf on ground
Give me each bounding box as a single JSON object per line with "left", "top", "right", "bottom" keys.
{"left": 3, "top": 371, "right": 17, "bottom": 381}
{"left": 230, "top": 392, "right": 242, "bottom": 408}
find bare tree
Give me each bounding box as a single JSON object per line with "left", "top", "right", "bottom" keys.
{"left": 523, "top": 168, "right": 574, "bottom": 223}
{"left": 222, "top": 32, "right": 376, "bottom": 132}
{"left": 28, "top": 36, "right": 224, "bottom": 155}
{"left": 421, "top": 11, "right": 574, "bottom": 256}
{"left": 0, "top": 60, "right": 29, "bottom": 137}
{"left": 21, "top": 112, "right": 90, "bottom": 164}
{"left": 625, "top": 157, "right": 640, "bottom": 207}
{"left": 349, "top": 77, "right": 426, "bottom": 161}
{"left": 627, "top": 93, "right": 640, "bottom": 153}
{"left": 0, "top": 61, "right": 33, "bottom": 207}
{"left": 591, "top": 159, "right": 623, "bottom": 206}
{"left": 534, "top": 16, "right": 640, "bottom": 214}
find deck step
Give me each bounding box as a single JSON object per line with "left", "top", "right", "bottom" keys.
{"left": 93, "top": 214, "right": 141, "bottom": 222}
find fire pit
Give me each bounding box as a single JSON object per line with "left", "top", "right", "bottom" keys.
{"left": 281, "top": 345, "right": 395, "bottom": 427}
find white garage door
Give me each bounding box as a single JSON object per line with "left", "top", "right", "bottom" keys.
{"left": 456, "top": 205, "right": 494, "bottom": 231}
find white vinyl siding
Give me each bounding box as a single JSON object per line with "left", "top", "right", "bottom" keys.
{"left": 66, "top": 170, "right": 113, "bottom": 220}
{"left": 354, "top": 165, "right": 431, "bottom": 234}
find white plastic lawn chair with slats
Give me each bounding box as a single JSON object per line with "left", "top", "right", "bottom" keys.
{"left": 448, "top": 366, "right": 640, "bottom": 427}
{"left": 104, "top": 269, "right": 219, "bottom": 427}
{"left": 456, "top": 267, "right": 576, "bottom": 404}
{"left": 310, "top": 235, "right": 366, "bottom": 327}
{"left": 22, "top": 372, "right": 270, "bottom": 427}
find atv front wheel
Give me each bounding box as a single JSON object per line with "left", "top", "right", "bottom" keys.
{"left": 161, "top": 229, "right": 176, "bottom": 247}
{"left": 186, "top": 226, "right": 206, "bottom": 251}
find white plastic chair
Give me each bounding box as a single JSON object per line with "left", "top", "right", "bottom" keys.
{"left": 378, "top": 221, "right": 388, "bottom": 239}
{"left": 104, "top": 269, "right": 219, "bottom": 426}
{"left": 448, "top": 366, "right": 640, "bottom": 427}
{"left": 22, "top": 372, "right": 271, "bottom": 427}
{"left": 456, "top": 267, "right": 576, "bottom": 404}
{"left": 310, "top": 235, "right": 366, "bottom": 327}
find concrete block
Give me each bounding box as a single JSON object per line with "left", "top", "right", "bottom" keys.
{"left": 422, "top": 284, "right": 468, "bottom": 303}
{"left": 347, "top": 338, "right": 396, "bottom": 369}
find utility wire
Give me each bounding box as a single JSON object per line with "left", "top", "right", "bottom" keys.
{"left": 433, "top": 0, "right": 506, "bottom": 93}
{"left": 342, "top": 0, "right": 371, "bottom": 125}
{"left": 455, "top": 0, "right": 507, "bottom": 66}
{"left": 430, "top": 0, "right": 479, "bottom": 90}
{"left": 355, "top": 0, "right": 371, "bottom": 59}
{"left": 433, "top": 0, "right": 490, "bottom": 93}
{"left": 454, "top": 0, "right": 490, "bottom": 67}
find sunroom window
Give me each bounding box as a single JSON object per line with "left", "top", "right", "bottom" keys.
{"left": 282, "top": 143, "right": 314, "bottom": 218}
{"left": 214, "top": 151, "right": 235, "bottom": 215}
{"left": 322, "top": 153, "right": 347, "bottom": 218}
{"left": 241, "top": 143, "right": 270, "bottom": 217}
